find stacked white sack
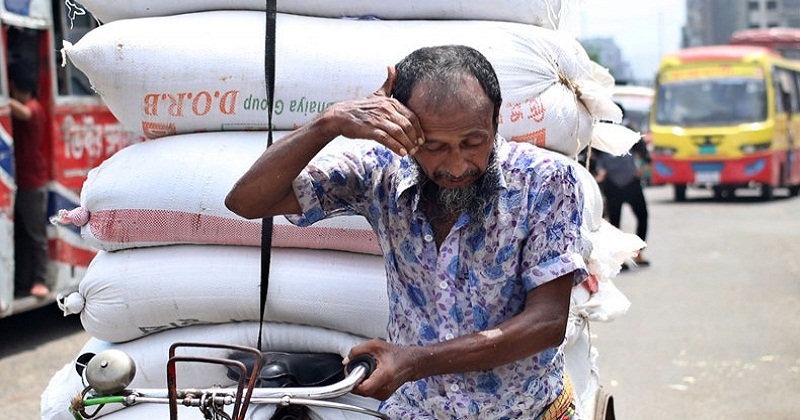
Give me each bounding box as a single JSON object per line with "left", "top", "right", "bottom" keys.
{"left": 77, "top": 0, "right": 569, "bottom": 28}
{"left": 61, "top": 11, "right": 637, "bottom": 157}
{"left": 58, "top": 245, "right": 390, "bottom": 343}
{"left": 41, "top": 322, "right": 378, "bottom": 420}
{"left": 53, "top": 132, "right": 380, "bottom": 254}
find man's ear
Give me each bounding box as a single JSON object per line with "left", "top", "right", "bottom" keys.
{"left": 374, "top": 66, "right": 397, "bottom": 98}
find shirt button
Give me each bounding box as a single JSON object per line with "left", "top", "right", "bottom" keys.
{"left": 450, "top": 384, "right": 459, "bottom": 392}
{"left": 423, "top": 234, "right": 434, "bottom": 242}
{"left": 438, "top": 281, "right": 448, "bottom": 290}
{"left": 445, "top": 333, "right": 454, "bottom": 340}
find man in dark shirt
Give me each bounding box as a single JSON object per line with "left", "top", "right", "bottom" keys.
{"left": 594, "top": 105, "right": 651, "bottom": 267}
{"left": 10, "top": 66, "right": 50, "bottom": 298}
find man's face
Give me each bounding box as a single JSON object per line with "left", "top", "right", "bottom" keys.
{"left": 407, "top": 76, "right": 498, "bottom": 218}
{"left": 407, "top": 76, "right": 496, "bottom": 190}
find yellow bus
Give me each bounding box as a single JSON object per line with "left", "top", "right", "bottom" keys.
{"left": 650, "top": 45, "right": 800, "bottom": 201}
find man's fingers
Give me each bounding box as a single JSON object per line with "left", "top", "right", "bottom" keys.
{"left": 374, "top": 66, "right": 397, "bottom": 98}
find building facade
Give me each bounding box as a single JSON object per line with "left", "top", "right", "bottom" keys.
{"left": 684, "top": 0, "right": 800, "bottom": 47}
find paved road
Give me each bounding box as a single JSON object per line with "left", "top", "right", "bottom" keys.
{"left": 1, "top": 184, "right": 799, "bottom": 419}
{"left": 592, "top": 185, "right": 800, "bottom": 419}
{"left": 0, "top": 303, "right": 88, "bottom": 419}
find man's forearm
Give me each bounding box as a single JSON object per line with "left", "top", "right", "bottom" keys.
{"left": 9, "top": 99, "right": 31, "bottom": 121}
{"left": 405, "top": 274, "right": 573, "bottom": 381}
{"left": 225, "top": 117, "right": 336, "bottom": 219}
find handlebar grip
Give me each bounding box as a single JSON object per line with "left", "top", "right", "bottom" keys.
{"left": 345, "top": 354, "right": 377, "bottom": 380}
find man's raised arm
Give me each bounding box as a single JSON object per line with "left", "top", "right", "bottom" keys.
{"left": 225, "top": 67, "right": 424, "bottom": 220}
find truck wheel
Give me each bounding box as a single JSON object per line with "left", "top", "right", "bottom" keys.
{"left": 674, "top": 184, "right": 687, "bottom": 202}
{"left": 761, "top": 184, "right": 774, "bottom": 201}
{"left": 713, "top": 186, "right": 733, "bottom": 201}
{"left": 594, "top": 386, "right": 616, "bottom": 420}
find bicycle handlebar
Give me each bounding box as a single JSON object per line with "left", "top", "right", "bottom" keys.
{"left": 74, "top": 352, "right": 386, "bottom": 419}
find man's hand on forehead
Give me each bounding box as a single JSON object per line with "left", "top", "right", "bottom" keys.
{"left": 322, "top": 66, "right": 424, "bottom": 156}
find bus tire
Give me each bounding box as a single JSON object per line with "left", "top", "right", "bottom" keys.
{"left": 674, "top": 184, "right": 687, "bottom": 202}
{"left": 760, "top": 184, "right": 774, "bottom": 201}
{"left": 789, "top": 185, "right": 800, "bottom": 197}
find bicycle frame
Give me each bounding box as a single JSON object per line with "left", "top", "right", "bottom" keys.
{"left": 70, "top": 342, "right": 387, "bottom": 420}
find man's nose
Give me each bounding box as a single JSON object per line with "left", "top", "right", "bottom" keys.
{"left": 443, "top": 150, "right": 471, "bottom": 178}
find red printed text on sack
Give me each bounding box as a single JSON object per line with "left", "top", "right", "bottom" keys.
{"left": 143, "top": 90, "right": 239, "bottom": 117}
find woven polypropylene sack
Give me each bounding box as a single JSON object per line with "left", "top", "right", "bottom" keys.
{"left": 40, "top": 322, "right": 372, "bottom": 420}
{"left": 77, "top": 0, "right": 567, "bottom": 29}
{"left": 68, "top": 131, "right": 380, "bottom": 253}
{"left": 59, "top": 245, "right": 390, "bottom": 343}
{"left": 63, "top": 11, "right": 602, "bottom": 156}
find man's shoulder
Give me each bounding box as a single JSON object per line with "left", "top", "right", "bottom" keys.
{"left": 501, "top": 139, "right": 576, "bottom": 174}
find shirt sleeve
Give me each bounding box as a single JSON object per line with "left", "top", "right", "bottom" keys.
{"left": 285, "top": 141, "right": 390, "bottom": 227}
{"left": 520, "top": 163, "right": 590, "bottom": 291}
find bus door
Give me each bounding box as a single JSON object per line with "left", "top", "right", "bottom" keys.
{"left": 1, "top": 0, "right": 140, "bottom": 316}
{"left": 774, "top": 66, "right": 800, "bottom": 192}
{"left": 1, "top": 0, "right": 54, "bottom": 314}
{"left": 0, "top": 12, "right": 10, "bottom": 313}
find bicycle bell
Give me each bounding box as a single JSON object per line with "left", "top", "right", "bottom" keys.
{"left": 84, "top": 349, "right": 137, "bottom": 395}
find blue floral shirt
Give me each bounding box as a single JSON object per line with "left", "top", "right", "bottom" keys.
{"left": 287, "top": 136, "right": 589, "bottom": 418}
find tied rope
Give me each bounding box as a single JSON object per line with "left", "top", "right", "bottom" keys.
{"left": 51, "top": 207, "right": 90, "bottom": 226}
{"left": 558, "top": 71, "right": 590, "bottom": 162}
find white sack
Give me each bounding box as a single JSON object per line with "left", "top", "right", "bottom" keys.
{"left": 58, "top": 245, "right": 390, "bottom": 343}
{"left": 567, "top": 158, "right": 603, "bottom": 233}
{"left": 41, "top": 322, "right": 373, "bottom": 420}
{"left": 52, "top": 131, "right": 380, "bottom": 254}
{"left": 565, "top": 285, "right": 601, "bottom": 420}
{"left": 77, "top": 0, "right": 568, "bottom": 29}
{"left": 62, "top": 11, "right": 624, "bottom": 157}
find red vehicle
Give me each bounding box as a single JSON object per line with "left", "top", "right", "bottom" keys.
{"left": 0, "top": 0, "right": 140, "bottom": 317}
{"left": 729, "top": 27, "right": 800, "bottom": 60}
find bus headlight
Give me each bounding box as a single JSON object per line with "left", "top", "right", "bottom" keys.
{"left": 653, "top": 146, "right": 677, "bottom": 156}
{"left": 740, "top": 142, "right": 771, "bottom": 154}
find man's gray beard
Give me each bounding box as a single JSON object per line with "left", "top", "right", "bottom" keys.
{"left": 417, "top": 153, "right": 500, "bottom": 222}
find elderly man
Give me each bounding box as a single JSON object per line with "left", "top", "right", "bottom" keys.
{"left": 226, "top": 44, "right": 588, "bottom": 419}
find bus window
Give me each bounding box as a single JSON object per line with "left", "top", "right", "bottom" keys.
{"left": 778, "top": 68, "right": 800, "bottom": 113}
{"left": 795, "top": 71, "right": 800, "bottom": 110}
{"left": 774, "top": 67, "right": 799, "bottom": 113}
{"left": 52, "top": 0, "right": 98, "bottom": 96}
{"left": 6, "top": 26, "right": 40, "bottom": 76}
{"left": 656, "top": 77, "right": 767, "bottom": 127}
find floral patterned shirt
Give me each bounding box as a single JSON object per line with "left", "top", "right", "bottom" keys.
{"left": 287, "top": 136, "right": 589, "bottom": 419}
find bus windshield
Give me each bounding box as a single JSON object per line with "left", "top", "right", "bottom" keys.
{"left": 655, "top": 75, "right": 767, "bottom": 127}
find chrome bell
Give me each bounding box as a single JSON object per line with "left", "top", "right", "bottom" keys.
{"left": 84, "top": 349, "right": 137, "bottom": 395}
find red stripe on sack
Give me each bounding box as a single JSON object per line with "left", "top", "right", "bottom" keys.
{"left": 89, "top": 209, "right": 382, "bottom": 254}
{"left": 272, "top": 224, "right": 381, "bottom": 255}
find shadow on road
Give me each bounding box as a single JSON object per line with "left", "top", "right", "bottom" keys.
{"left": 0, "top": 303, "right": 85, "bottom": 359}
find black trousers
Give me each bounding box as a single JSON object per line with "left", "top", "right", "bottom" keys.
{"left": 603, "top": 180, "right": 648, "bottom": 242}
{"left": 14, "top": 187, "right": 49, "bottom": 296}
